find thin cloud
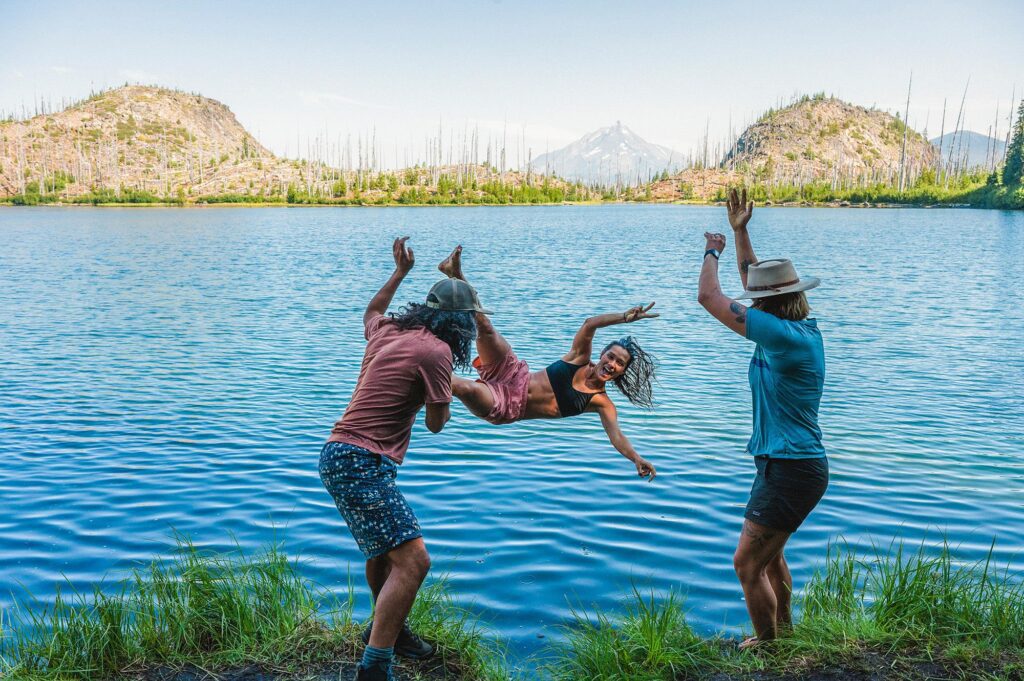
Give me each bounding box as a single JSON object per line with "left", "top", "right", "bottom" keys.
{"left": 298, "top": 90, "right": 396, "bottom": 110}
{"left": 49, "top": 66, "right": 74, "bottom": 74}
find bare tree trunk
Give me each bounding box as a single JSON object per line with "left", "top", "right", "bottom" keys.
{"left": 898, "top": 73, "right": 912, "bottom": 192}
{"left": 945, "top": 78, "right": 970, "bottom": 188}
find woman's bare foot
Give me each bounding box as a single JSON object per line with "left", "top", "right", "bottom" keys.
{"left": 438, "top": 245, "right": 465, "bottom": 280}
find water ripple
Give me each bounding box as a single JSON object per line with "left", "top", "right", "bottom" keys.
{"left": 1, "top": 206, "right": 1022, "bottom": 664}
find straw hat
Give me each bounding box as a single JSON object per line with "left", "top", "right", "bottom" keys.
{"left": 736, "top": 259, "right": 821, "bottom": 300}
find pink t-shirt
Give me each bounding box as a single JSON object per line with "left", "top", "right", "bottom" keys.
{"left": 328, "top": 315, "right": 453, "bottom": 464}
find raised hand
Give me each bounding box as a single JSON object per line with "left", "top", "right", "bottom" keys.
{"left": 392, "top": 236, "right": 414, "bottom": 274}
{"left": 727, "top": 187, "right": 753, "bottom": 231}
{"left": 624, "top": 302, "right": 659, "bottom": 323}
{"left": 634, "top": 456, "right": 657, "bottom": 481}
{"left": 704, "top": 231, "right": 727, "bottom": 252}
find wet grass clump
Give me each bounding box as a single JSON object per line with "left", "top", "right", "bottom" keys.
{"left": 0, "top": 535, "right": 503, "bottom": 680}
{"left": 552, "top": 538, "right": 1024, "bottom": 680}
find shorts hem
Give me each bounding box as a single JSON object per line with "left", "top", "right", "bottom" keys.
{"left": 363, "top": 530, "right": 424, "bottom": 560}
{"left": 743, "top": 510, "right": 800, "bottom": 534}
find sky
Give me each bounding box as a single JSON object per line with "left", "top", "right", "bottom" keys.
{"left": 1, "top": 0, "right": 1022, "bottom": 166}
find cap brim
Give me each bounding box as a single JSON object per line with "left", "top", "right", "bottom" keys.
{"left": 736, "top": 277, "right": 820, "bottom": 300}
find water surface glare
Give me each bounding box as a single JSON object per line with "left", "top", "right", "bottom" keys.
{"left": 1, "top": 205, "right": 1023, "bottom": 666}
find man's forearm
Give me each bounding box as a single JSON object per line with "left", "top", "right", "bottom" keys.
{"left": 698, "top": 252, "right": 722, "bottom": 305}
{"left": 365, "top": 269, "right": 406, "bottom": 319}
{"left": 733, "top": 227, "right": 757, "bottom": 289}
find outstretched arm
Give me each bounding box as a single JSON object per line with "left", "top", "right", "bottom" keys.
{"left": 594, "top": 398, "right": 656, "bottom": 481}
{"left": 698, "top": 231, "right": 747, "bottom": 338}
{"left": 562, "top": 303, "right": 659, "bottom": 364}
{"left": 364, "top": 236, "right": 415, "bottom": 328}
{"left": 727, "top": 187, "right": 758, "bottom": 289}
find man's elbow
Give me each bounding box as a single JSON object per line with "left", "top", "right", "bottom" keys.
{"left": 425, "top": 406, "right": 450, "bottom": 433}
{"left": 697, "top": 289, "right": 714, "bottom": 308}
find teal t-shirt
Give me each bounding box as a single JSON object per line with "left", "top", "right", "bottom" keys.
{"left": 744, "top": 307, "right": 826, "bottom": 458}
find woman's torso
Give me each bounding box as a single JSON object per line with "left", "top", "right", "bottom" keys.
{"left": 523, "top": 360, "right": 605, "bottom": 420}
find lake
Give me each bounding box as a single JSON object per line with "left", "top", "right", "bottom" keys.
{"left": 1, "top": 205, "right": 1022, "bottom": 669}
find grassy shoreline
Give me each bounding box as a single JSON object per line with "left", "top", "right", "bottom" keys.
{"left": 553, "top": 539, "right": 1024, "bottom": 680}
{"left": 1, "top": 198, "right": 1020, "bottom": 210}
{"left": 0, "top": 536, "right": 506, "bottom": 681}
{"left": 2, "top": 537, "right": 1021, "bottom": 680}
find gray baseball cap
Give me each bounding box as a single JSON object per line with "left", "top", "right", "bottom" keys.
{"left": 425, "top": 278, "right": 492, "bottom": 314}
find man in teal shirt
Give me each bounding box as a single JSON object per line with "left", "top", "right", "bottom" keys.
{"left": 697, "top": 188, "right": 828, "bottom": 650}
{"left": 746, "top": 306, "right": 825, "bottom": 458}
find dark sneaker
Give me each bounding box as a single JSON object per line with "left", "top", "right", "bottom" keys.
{"left": 361, "top": 620, "right": 436, "bottom": 660}
{"left": 354, "top": 663, "right": 391, "bottom": 681}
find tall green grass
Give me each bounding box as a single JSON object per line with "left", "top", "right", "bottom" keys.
{"left": 407, "top": 577, "right": 508, "bottom": 681}
{"left": 5, "top": 536, "right": 1021, "bottom": 679}
{"left": 0, "top": 535, "right": 503, "bottom": 680}
{"left": 552, "top": 538, "right": 1024, "bottom": 680}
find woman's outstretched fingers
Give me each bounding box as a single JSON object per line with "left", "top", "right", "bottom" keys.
{"left": 635, "top": 457, "right": 657, "bottom": 481}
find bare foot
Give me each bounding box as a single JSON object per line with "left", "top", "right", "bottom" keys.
{"left": 738, "top": 636, "right": 760, "bottom": 651}
{"left": 438, "top": 245, "right": 465, "bottom": 280}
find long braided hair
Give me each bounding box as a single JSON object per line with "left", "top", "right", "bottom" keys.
{"left": 389, "top": 302, "right": 476, "bottom": 371}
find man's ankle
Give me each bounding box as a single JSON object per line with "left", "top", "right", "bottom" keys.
{"left": 360, "top": 644, "right": 394, "bottom": 670}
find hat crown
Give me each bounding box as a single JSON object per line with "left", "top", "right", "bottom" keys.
{"left": 426, "top": 278, "right": 489, "bottom": 313}
{"left": 747, "top": 259, "right": 800, "bottom": 290}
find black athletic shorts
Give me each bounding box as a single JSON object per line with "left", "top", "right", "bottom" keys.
{"left": 744, "top": 455, "right": 828, "bottom": 534}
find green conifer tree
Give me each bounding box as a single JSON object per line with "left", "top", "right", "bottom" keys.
{"left": 1002, "top": 100, "right": 1024, "bottom": 187}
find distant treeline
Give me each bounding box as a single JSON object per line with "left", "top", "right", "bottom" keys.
{"left": 7, "top": 173, "right": 592, "bottom": 207}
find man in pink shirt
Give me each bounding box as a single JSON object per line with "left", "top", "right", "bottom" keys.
{"left": 319, "top": 237, "right": 487, "bottom": 681}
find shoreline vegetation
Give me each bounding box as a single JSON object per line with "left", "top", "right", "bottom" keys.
{"left": 2, "top": 186, "right": 1021, "bottom": 209}
{"left": 2, "top": 87, "right": 1022, "bottom": 210}
{"left": 1, "top": 168, "right": 1020, "bottom": 209}
{"left": 2, "top": 537, "right": 1021, "bottom": 680}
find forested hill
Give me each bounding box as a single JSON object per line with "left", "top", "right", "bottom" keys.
{"left": 0, "top": 86, "right": 293, "bottom": 199}
{"left": 0, "top": 85, "right": 591, "bottom": 204}
{"left": 650, "top": 95, "right": 940, "bottom": 202}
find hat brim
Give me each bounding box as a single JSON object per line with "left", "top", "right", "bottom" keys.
{"left": 736, "top": 277, "right": 820, "bottom": 300}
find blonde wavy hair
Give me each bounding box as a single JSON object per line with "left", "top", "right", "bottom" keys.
{"left": 752, "top": 291, "right": 811, "bottom": 321}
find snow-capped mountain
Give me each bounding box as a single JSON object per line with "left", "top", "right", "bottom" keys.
{"left": 529, "top": 122, "right": 682, "bottom": 185}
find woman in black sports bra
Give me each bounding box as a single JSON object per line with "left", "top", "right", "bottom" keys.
{"left": 440, "top": 246, "right": 660, "bottom": 481}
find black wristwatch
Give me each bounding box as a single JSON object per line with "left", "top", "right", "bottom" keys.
{"left": 704, "top": 248, "right": 721, "bottom": 260}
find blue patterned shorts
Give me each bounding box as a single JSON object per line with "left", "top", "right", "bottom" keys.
{"left": 319, "top": 441, "right": 422, "bottom": 559}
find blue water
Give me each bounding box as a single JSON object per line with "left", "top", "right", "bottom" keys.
{"left": 1, "top": 205, "right": 1023, "bottom": 668}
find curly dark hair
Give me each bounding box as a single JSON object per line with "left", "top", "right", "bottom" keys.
{"left": 601, "top": 335, "right": 656, "bottom": 409}
{"left": 389, "top": 302, "right": 476, "bottom": 371}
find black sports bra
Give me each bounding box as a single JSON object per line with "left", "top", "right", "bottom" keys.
{"left": 545, "top": 360, "right": 604, "bottom": 417}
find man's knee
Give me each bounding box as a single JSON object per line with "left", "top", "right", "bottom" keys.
{"left": 411, "top": 548, "right": 431, "bottom": 578}
{"left": 733, "top": 550, "right": 763, "bottom": 585}
{"left": 391, "top": 542, "right": 431, "bottom": 579}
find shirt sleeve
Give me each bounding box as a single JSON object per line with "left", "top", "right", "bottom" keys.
{"left": 364, "top": 314, "right": 388, "bottom": 341}
{"left": 419, "top": 347, "right": 454, "bottom": 405}
{"left": 744, "top": 307, "right": 795, "bottom": 351}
